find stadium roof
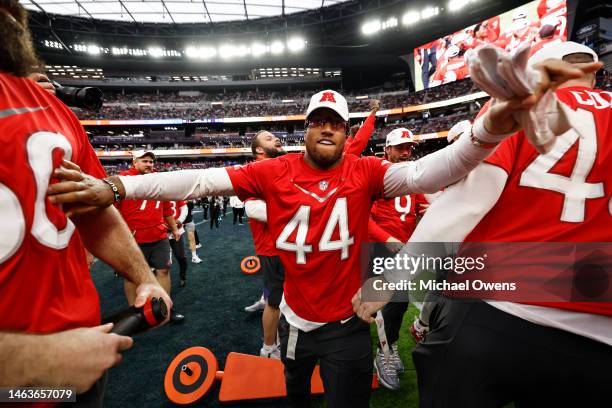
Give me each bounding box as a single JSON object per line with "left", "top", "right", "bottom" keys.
{"left": 21, "top": 0, "right": 351, "bottom": 24}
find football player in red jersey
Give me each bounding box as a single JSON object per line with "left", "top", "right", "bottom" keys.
{"left": 405, "top": 42, "right": 611, "bottom": 407}
{"left": 168, "top": 200, "right": 189, "bottom": 287}
{"left": 116, "top": 151, "right": 183, "bottom": 322}
{"left": 49, "top": 73, "right": 583, "bottom": 406}
{"left": 0, "top": 0, "right": 171, "bottom": 400}
{"left": 343, "top": 98, "right": 379, "bottom": 156}
{"left": 243, "top": 130, "right": 287, "bottom": 359}
{"left": 368, "top": 128, "right": 428, "bottom": 390}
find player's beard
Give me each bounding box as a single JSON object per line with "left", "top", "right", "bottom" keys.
{"left": 306, "top": 143, "right": 344, "bottom": 169}
{"left": 262, "top": 146, "right": 286, "bottom": 158}
{"left": 0, "top": 2, "right": 42, "bottom": 78}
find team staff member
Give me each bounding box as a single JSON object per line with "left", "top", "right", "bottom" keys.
{"left": 169, "top": 200, "right": 189, "bottom": 287}
{"left": 243, "top": 130, "right": 287, "bottom": 359}
{"left": 367, "top": 128, "right": 428, "bottom": 391}
{"left": 0, "top": 0, "right": 170, "bottom": 399}
{"left": 116, "top": 151, "right": 183, "bottom": 322}
{"left": 49, "top": 77, "right": 572, "bottom": 406}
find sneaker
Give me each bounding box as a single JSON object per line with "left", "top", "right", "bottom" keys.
{"left": 390, "top": 343, "right": 404, "bottom": 374}
{"left": 260, "top": 344, "right": 281, "bottom": 359}
{"left": 244, "top": 296, "right": 266, "bottom": 313}
{"left": 374, "top": 348, "right": 400, "bottom": 391}
{"left": 170, "top": 309, "right": 185, "bottom": 323}
{"left": 195, "top": 243, "right": 202, "bottom": 249}
{"left": 191, "top": 255, "right": 202, "bottom": 264}
{"left": 409, "top": 318, "right": 428, "bottom": 343}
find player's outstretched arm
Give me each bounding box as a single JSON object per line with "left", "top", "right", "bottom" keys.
{"left": 72, "top": 205, "right": 172, "bottom": 313}
{"left": 0, "top": 324, "right": 132, "bottom": 393}
{"left": 48, "top": 162, "right": 236, "bottom": 210}
{"left": 383, "top": 162, "right": 507, "bottom": 285}
{"left": 245, "top": 199, "right": 267, "bottom": 222}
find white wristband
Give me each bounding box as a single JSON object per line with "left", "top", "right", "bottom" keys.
{"left": 473, "top": 115, "right": 515, "bottom": 144}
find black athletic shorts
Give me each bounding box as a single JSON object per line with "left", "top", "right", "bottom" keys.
{"left": 138, "top": 239, "right": 171, "bottom": 270}
{"left": 261, "top": 255, "right": 284, "bottom": 307}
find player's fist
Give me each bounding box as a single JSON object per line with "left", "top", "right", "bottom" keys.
{"left": 369, "top": 99, "right": 380, "bottom": 115}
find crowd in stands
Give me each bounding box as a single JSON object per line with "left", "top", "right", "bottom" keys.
{"left": 102, "top": 158, "right": 248, "bottom": 175}
{"left": 78, "top": 79, "right": 480, "bottom": 120}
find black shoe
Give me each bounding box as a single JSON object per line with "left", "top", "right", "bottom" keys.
{"left": 180, "top": 279, "right": 186, "bottom": 287}
{"left": 170, "top": 309, "right": 185, "bottom": 323}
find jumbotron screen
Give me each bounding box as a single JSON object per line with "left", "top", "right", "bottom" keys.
{"left": 413, "top": 0, "right": 567, "bottom": 91}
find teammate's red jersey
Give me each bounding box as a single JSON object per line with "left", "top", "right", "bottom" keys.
{"left": 170, "top": 200, "right": 187, "bottom": 219}
{"left": 369, "top": 194, "right": 427, "bottom": 243}
{"left": 0, "top": 73, "right": 105, "bottom": 335}
{"left": 465, "top": 86, "right": 612, "bottom": 316}
{"left": 116, "top": 167, "right": 174, "bottom": 243}
{"left": 227, "top": 153, "right": 390, "bottom": 322}
{"left": 246, "top": 156, "right": 278, "bottom": 256}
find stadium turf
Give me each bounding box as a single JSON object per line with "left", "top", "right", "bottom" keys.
{"left": 91, "top": 211, "right": 421, "bottom": 407}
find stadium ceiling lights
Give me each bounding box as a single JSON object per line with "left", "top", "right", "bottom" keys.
{"left": 361, "top": 5, "right": 442, "bottom": 35}
{"left": 447, "top": 0, "right": 478, "bottom": 12}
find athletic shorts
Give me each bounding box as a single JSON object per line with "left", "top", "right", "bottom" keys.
{"left": 138, "top": 239, "right": 171, "bottom": 270}
{"left": 261, "top": 255, "right": 284, "bottom": 307}
{"left": 184, "top": 221, "right": 196, "bottom": 232}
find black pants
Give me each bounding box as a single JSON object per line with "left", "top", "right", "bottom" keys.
{"left": 413, "top": 297, "right": 612, "bottom": 408}
{"left": 233, "top": 207, "right": 244, "bottom": 224}
{"left": 169, "top": 235, "right": 188, "bottom": 281}
{"left": 279, "top": 316, "right": 372, "bottom": 408}
{"left": 210, "top": 206, "right": 219, "bottom": 229}
{"left": 380, "top": 300, "right": 408, "bottom": 347}
{"left": 202, "top": 204, "right": 208, "bottom": 220}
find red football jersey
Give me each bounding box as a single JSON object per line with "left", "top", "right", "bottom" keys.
{"left": 116, "top": 168, "right": 174, "bottom": 243}
{"left": 249, "top": 217, "right": 278, "bottom": 256}
{"left": 0, "top": 73, "right": 106, "bottom": 334}
{"left": 465, "top": 86, "right": 612, "bottom": 316}
{"left": 344, "top": 114, "right": 375, "bottom": 157}
{"left": 227, "top": 153, "right": 390, "bottom": 322}
{"left": 369, "top": 194, "right": 428, "bottom": 243}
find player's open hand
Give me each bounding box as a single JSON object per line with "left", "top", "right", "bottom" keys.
{"left": 48, "top": 160, "right": 117, "bottom": 216}
{"left": 352, "top": 278, "right": 394, "bottom": 323}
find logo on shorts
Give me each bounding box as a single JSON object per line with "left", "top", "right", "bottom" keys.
{"left": 319, "top": 180, "right": 329, "bottom": 191}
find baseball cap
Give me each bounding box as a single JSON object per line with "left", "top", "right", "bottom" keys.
{"left": 529, "top": 41, "right": 598, "bottom": 67}
{"left": 386, "top": 128, "right": 417, "bottom": 147}
{"left": 132, "top": 150, "right": 156, "bottom": 160}
{"left": 305, "top": 90, "right": 349, "bottom": 122}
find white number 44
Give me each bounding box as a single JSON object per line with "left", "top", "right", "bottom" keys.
{"left": 276, "top": 198, "right": 354, "bottom": 264}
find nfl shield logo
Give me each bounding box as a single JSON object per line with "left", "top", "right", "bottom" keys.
{"left": 319, "top": 180, "right": 329, "bottom": 191}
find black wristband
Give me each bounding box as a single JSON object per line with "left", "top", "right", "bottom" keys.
{"left": 102, "top": 178, "right": 121, "bottom": 203}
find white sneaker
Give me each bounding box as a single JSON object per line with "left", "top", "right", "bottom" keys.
{"left": 244, "top": 295, "right": 265, "bottom": 312}
{"left": 191, "top": 255, "right": 202, "bottom": 264}
{"left": 260, "top": 344, "right": 281, "bottom": 359}
{"left": 195, "top": 243, "right": 202, "bottom": 249}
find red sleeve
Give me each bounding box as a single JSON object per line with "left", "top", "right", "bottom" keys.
{"left": 163, "top": 201, "right": 174, "bottom": 217}
{"left": 344, "top": 114, "right": 376, "bottom": 156}
{"left": 67, "top": 105, "right": 107, "bottom": 179}
{"left": 364, "top": 156, "right": 391, "bottom": 200}
{"left": 483, "top": 133, "right": 519, "bottom": 174}
{"left": 225, "top": 160, "right": 273, "bottom": 202}
{"left": 368, "top": 216, "right": 392, "bottom": 242}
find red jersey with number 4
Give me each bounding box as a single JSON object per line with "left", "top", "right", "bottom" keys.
{"left": 117, "top": 168, "right": 174, "bottom": 243}
{"left": 466, "top": 86, "right": 612, "bottom": 316}
{"left": 227, "top": 153, "right": 390, "bottom": 322}
{"left": 0, "top": 73, "right": 106, "bottom": 334}
{"left": 369, "top": 194, "right": 428, "bottom": 243}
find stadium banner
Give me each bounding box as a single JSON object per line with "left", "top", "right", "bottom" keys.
{"left": 360, "top": 242, "right": 611, "bottom": 304}
{"left": 413, "top": 0, "right": 567, "bottom": 91}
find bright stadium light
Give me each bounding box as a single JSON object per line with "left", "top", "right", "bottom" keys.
{"left": 148, "top": 47, "right": 163, "bottom": 58}
{"left": 362, "top": 19, "right": 381, "bottom": 35}
{"left": 87, "top": 45, "right": 101, "bottom": 55}
{"left": 287, "top": 37, "right": 306, "bottom": 53}
{"left": 219, "top": 44, "right": 237, "bottom": 59}
{"left": 185, "top": 46, "right": 198, "bottom": 58}
{"left": 270, "top": 41, "right": 285, "bottom": 55}
{"left": 382, "top": 17, "right": 398, "bottom": 30}
{"left": 251, "top": 42, "right": 268, "bottom": 57}
{"left": 402, "top": 11, "right": 421, "bottom": 25}
{"left": 421, "top": 7, "right": 440, "bottom": 19}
